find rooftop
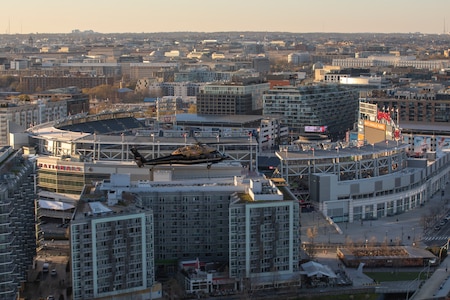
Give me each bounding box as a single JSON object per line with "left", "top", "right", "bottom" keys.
{"left": 175, "top": 113, "right": 264, "bottom": 125}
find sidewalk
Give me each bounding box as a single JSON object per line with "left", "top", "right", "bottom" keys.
{"left": 301, "top": 182, "right": 450, "bottom": 296}
{"left": 410, "top": 253, "right": 450, "bottom": 299}
{"left": 302, "top": 184, "right": 450, "bottom": 248}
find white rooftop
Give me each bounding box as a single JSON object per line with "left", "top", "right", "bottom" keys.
{"left": 88, "top": 202, "right": 112, "bottom": 214}
{"left": 38, "top": 199, "right": 75, "bottom": 211}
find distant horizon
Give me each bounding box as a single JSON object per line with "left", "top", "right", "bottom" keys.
{"left": 2, "top": 0, "right": 450, "bottom": 35}
{"left": 2, "top": 30, "right": 450, "bottom": 36}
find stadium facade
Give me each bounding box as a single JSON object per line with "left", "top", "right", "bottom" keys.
{"left": 276, "top": 140, "right": 450, "bottom": 223}
{"left": 28, "top": 112, "right": 261, "bottom": 195}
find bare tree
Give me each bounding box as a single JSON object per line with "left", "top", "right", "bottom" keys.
{"left": 305, "top": 226, "right": 318, "bottom": 260}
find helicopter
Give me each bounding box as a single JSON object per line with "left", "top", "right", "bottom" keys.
{"left": 130, "top": 141, "right": 229, "bottom": 169}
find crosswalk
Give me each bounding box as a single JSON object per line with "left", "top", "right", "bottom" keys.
{"left": 421, "top": 235, "right": 450, "bottom": 241}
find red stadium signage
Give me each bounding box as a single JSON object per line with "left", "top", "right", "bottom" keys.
{"left": 377, "top": 111, "right": 391, "bottom": 122}
{"left": 38, "top": 163, "right": 83, "bottom": 172}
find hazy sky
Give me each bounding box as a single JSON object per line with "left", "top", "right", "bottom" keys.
{"left": 3, "top": 0, "right": 450, "bottom": 34}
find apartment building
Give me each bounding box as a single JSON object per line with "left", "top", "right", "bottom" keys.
{"left": 0, "top": 98, "right": 68, "bottom": 146}
{"left": 252, "top": 56, "right": 270, "bottom": 74}
{"left": 142, "top": 81, "right": 204, "bottom": 98}
{"left": 197, "top": 79, "right": 270, "bottom": 115}
{"left": 259, "top": 117, "right": 289, "bottom": 151}
{"left": 128, "top": 63, "right": 178, "bottom": 81}
{"left": 288, "top": 52, "right": 310, "bottom": 65}
{"left": 133, "top": 176, "right": 247, "bottom": 264}
{"left": 20, "top": 75, "right": 114, "bottom": 93}
{"left": 229, "top": 179, "right": 301, "bottom": 290}
{"left": 58, "top": 63, "right": 121, "bottom": 78}
{"left": 263, "top": 84, "right": 359, "bottom": 139}
{"left": 70, "top": 200, "right": 155, "bottom": 300}
{"left": 366, "top": 84, "right": 450, "bottom": 124}
{"left": 99, "top": 169, "right": 301, "bottom": 293}
{"left": 174, "top": 69, "right": 232, "bottom": 83}
{"left": 332, "top": 56, "right": 450, "bottom": 70}
{"left": 0, "top": 147, "right": 36, "bottom": 300}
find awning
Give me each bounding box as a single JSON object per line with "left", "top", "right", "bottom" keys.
{"left": 38, "top": 199, "right": 75, "bottom": 211}
{"left": 301, "top": 261, "right": 337, "bottom": 278}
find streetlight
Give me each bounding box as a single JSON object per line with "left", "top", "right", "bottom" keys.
{"left": 401, "top": 226, "right": 404, "bottom": 244}
{"left": 406, "top": 262, "right": 431, "bottom": 300}
{"left": 151, "top": 133, "right": 155, "bottom": 159}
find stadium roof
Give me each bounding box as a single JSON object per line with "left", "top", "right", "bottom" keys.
{"left": 175, "top": 113, "right": 264, "bottom": 125}
{"left": 400, "top": 122, "right": 450, "bottom": 134}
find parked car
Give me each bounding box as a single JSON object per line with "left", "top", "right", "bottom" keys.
{"left": 50, "top": 268, "right": 57, "bottom": 276}
{"left": 42, "top": 262, "right": 49, "bottom": 273}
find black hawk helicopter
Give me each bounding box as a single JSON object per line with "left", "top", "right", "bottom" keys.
{"left": 130, "top": 140, "right": 228, "bottom": 169}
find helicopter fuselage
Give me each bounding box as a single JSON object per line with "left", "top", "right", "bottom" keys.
{"left": 130, "top": 147, "right": 228, "bottom": 167}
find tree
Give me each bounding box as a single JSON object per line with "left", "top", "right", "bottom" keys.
{"left": 188, "top": 104, "right": 197, "bottom": 114}
{"left": 270, "top": 58, "right": 290, "bottom": 72}
{"left": 0, "top": 75, "right": 19, "bottom": 89}
{"left": 420, "top": 214, "right": 429, "bottom": 231}
{"left": 166, "top": 278, "right": 184, "bottom": 300}
{"left": 13, "top": 81, "right": 25, "bottom": 93}
{"left": 18, "top": 94, "right": 30, "bottom": 102}
{"left": 83, "top": 84, "right": 118, "bottom": 102}
{"left": 305, "top": 226, "right": 318, "bottom": 259}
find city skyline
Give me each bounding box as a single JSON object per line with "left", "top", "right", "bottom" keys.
{"left": 3, "top": 0, "right": 450, "bottom": 35}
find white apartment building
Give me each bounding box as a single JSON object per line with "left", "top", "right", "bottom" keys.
{"left": 199, "top": 81, "right": 270, "bottom": 113}
{"left": 144, "top": 81, "right": 204, "bottom": 98}
{"left": 0, "top": 98, "right": 67, "bottom": 146}
{"left": 288, "top": 52, "right": 310, "bottom": 65}
{"left": 70, "top": 201, "right": 155, "bottom": 300}
{"left": 10, "top": 59, "right": 29, "bottom": 70}
{"left": 259, "top": 118, "right": 289, "bottom": 151}
{"left": 128, "top": 63, "right": 179, "bottom": 81}
{"left": 99, "top": 167, "right": 301, "bottom": 293}
{"left": 229, "top": 179, "right": 301, "bottom": 290}
{"left": 332, "top": 55, "right": 450, "bottom": 70}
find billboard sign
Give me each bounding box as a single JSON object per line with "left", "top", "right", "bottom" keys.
{"left": 305, "top": 126, "right": 327, "bottom": 133}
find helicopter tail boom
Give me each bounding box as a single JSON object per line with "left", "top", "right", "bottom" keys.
{"left": 130, "top": 147, "right": 147, "bottom": 168}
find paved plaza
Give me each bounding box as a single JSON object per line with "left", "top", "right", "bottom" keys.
{"left": 301, "top": 182, "right": 450, "bottom": 298}
{"left": 302, "top": 187, "right": 450, "bottom": 248}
